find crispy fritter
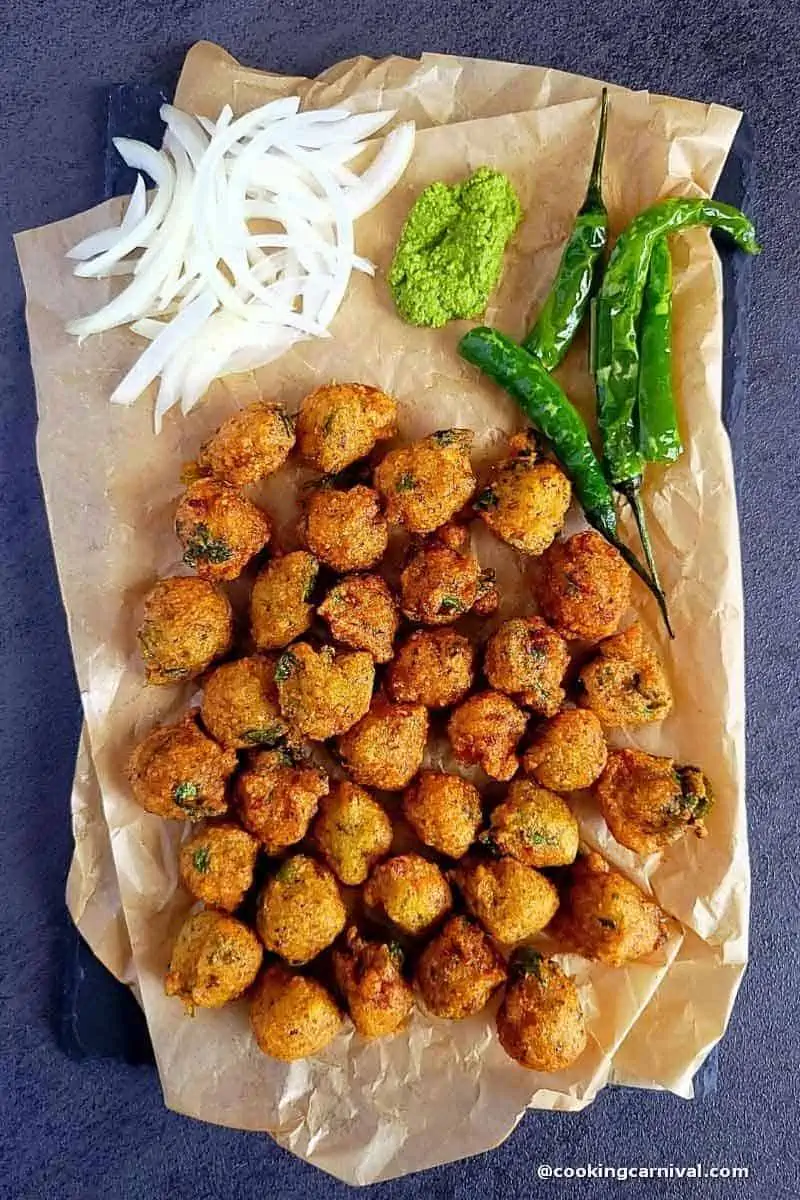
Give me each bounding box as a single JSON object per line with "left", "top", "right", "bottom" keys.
{"left": 578, "top": 623, "right": 673, "bottom": 726}
{"left": 337, "top": 696, "right": 428, "bottom": 791}
{"left": 374, "top": 429, "right": 476, "bottom": 534}
{"left": 447, "top": 690, "right": 527, "bottom": 781}
{"left": 196, "top": 401, "right": 295, "bottom": 486}
{"left": 311, "top": 780, "right": 393, "bottom": 885}
{"left": 402, "top": 771, "right": 482, "bottom": 859}
{"left": 595, "top": 748, "right": 713, "bottom": 855}
{"left": 415, "top": 916, "right": 506, "bottom": 1019}
{"left": 175, "top": 478, "right": 271, "bottom": 581}
{"left": 333, "top": 927, "right": 414, "bottom": 1038}
{"left": 483, "top": 616, "right": 569, "bottom": 716}
{"left": 537, "top": 531, "right": 631, "bottom": 642}
{"left": 256, "top": 854, "right": 346, "bottom": 964}
{"left": 201, "top": 654, "right": 288, "bottom": 750}
{"left": 127, "top": 710, "right": 237, "bottom": 820}
{"left": 551, "top": 851, "right": 667, "bottom": 965}
{"left": 451, "top": 855, "right": 559, "bottom": 943}
{"left": 523, "top": 709, "right": 607, "bottom": 791}
{"left": 399, "top": 524, "right": 486, "bottom": 624}
{"left": 179, "top": 821, "right": 260, "bottom": 912}
{"left": 317, "top": 573, "right": 399, "bottom": 663}
{"left": 296, "top": 382, "right": 397, "bottom": 474}
{"left": 300, "top": 484, "right": 388, "bottom": 572}
{"left": 485, "top": 779, "right": 579, "bottom": 867}
{"left": 274, "top": 641, "right": 375, "bottom": 741}
{"left": 250, "top": 964, "right": 342, "bottom": 1060}
{"left": 386, "top": 628, "right": 476, "bottom": 709}
{"left": 137, "top": 575, "right": 233, "bottom": 686}
{"left": 497, "top": 951, "right": 587, "bottom": 1071}
{"left": 363, "top": 854, "right": 452, "bottom": 936}
{"left": 165, "top": 909, "right": 262, "bottom": 1010}
{"left": 235, "top": 747, "right": 329, "bottom": 854}
{"left": 475, "top": 436, "right": 571, "bottom": 555}
{"left": 250, "top": 552, "right": 318, "bottom": 650}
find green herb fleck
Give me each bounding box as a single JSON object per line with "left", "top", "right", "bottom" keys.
{"left": 275, "top": 859, "right": 302, "bottom": 884}
{"left": 521, "top": 824, "right": 557, "bottom": 847}
{"left": 387, "top": 940, "right": 405, "bottom": 967}
{"left": 173, "top": 781, "right": 201, "bottom": 810}
{"left": 438, "top": 595, "right": 465, "bottom": 615}
{"left": 278, "top": 409, "right": 295, "bottom": 438}
{"left": 396, "top": 472, "right": 417, "bottom": 493}
{"left": 474, "top": 486, "right": 499, "bottom": 511}
{"left": 302, "top": 564, "right": 319, "bottom": 603}
{"left": 242, "top": 724, "right": 285, "bottom": 747}
{"left": 192, "top": 846, "right": 211, "bottom": 874}
{"left": 597, "top": 916, "right": 617, "bottom": 930}
{"left": 182, "top": 522, "right": 233, "bottom": 568}
{"left": 322, "top": 411, "right": 336, "bottom": 435}
{"left": 511, "top": 947, "right": 544, "bottom": 981}
{"left": 430, "top": 429, "right": 457, "bottom": 446}
{"left": 274, "top": 650, "right": 299, "bottom": 683}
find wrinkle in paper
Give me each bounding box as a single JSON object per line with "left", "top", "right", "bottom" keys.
{"left": 16, "top": 44, "right": 748, "bottom": 1185}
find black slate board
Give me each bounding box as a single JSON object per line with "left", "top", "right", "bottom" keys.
{"left": 59, "top": 81, "right": 755, "bottom": 1093}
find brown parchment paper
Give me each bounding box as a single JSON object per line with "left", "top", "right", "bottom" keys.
{"left": 15, "top": 44, "right": 748, "bottom": 1182}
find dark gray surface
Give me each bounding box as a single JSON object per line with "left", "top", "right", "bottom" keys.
{"left": 1, "top": 3, "right": 799, "bottom": 1198}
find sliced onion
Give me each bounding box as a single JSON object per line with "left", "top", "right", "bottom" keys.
{"left": 67, "top": 96, "right": 416, "bottom": 425}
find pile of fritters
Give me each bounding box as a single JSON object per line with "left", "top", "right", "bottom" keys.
{"left": 129, "top": 384, "right": 713, "bottom": 1071}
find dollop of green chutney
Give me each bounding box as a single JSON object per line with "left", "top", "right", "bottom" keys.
{"left": 388, "top": 167, "right": 522, "bottom": 328}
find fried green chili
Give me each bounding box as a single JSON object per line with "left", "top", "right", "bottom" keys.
{"left": 458, "top": 326, "right": 669, "bottom": 619}
{"left": 637, "top": 236, "right": 682, "bottom": 463}
{"left": 522, "top": 89, "right": 608, "bottom": 369}
{"left": 592, "top": 196, "right": 760, "bottom": 636}
{"left": 594, "top": 197, "right": 760, "bottom": 485}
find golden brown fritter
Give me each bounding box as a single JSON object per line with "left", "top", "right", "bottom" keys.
{"left": 179, "top": 822, "right": 260, "bottom": 912}
{"left": 537, "top": 531, "right": 631, "bottom": 642}
{"left": 523, "top": 709, "right": 607, "bottom": 792}
{"left": 317, "top": 574, "right": 399, "bottom": 663}
{"left": 485, "top": 779, "right": 579, "bottom": 868}
{"left": 595, "top": 748, "right": 713, "bottom": 856}
{"left": 311, "top": 780, "right": 393, "bottom": 885}
{"left": 165, "top": 909, "right": 262, "bottom": 1010}
{"left": 235, "top": 747, "right": 328, "bottom": 854}
{"left": 363, "top": 854, "right": 452, "bottom": 936}
{"left": 337, "top": 696, "right": 428, "bottom": 791}
{"left": 175, "top": 478, "right": 271, "bottom": 582}
{"left": 296, "top": 382, "right": 397, "bottom": 474}
{"left": 451, "top": 856, "right": 559, "bottom": 944}
{"left": 200, "top": 655, "right": 288, "bottom": 750}
{"left": 274, "top": 642, "right": 375, "bottom": 741}
{"left": 374, "top": 429, "right": 476, "bottom": 534}
{"left": 399, "top": 524, "right": 488, "bottom": 625}
{"left": 196, "top": 401, "right": 295, "bottom": 487}
{"left": 250, "top": 964, "right": 342, "bottom": 1061}
{"left": 483, "top": 616, "right": 570, "bottom": 716}
{"left": 256, "top": 854, "right": 346, "bottom": 964}
{"left": 332, "top": 927, "right": 414, "bottom": 1039}
{"left": 415, "top": 916, "right": 506, "bottom": 1020}
{"left": 137, "top": 575, "right": 233, "bottom": 686}
{"left": 496, "top": 951, "right": 587, "bottom": 1071}
{"left": 551, "top": 851, "right": 667, "bottom": 965}
{"left": 475, "top": 436, "right": 571, "bottom": 555}
{"left": 578, "top": 623, "right": 673, "bottom": 726}
{"left": 402, "top": 771, "right": 482, "bottom": 859}
{"left": 250, "top": 552, "right": 319, "bottom": 651}
{"left": 127, "top": 710, "right": 237, "bottom": 821}
{"left": 386, "top": 628, "right": 476, "bottom": 709}
{"left": 300, "top": 484, "right": 388, "bottom": 573}
{"left": 447, "top": 691, "right": 527, "bottom": 781}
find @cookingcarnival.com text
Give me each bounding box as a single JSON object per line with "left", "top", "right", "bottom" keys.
{"left": 535, "top": 1162, "right": 749, "bottom": 1182}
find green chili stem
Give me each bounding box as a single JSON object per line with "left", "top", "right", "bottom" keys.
{"left": 583, "top": 88, "right": 608, "bottom": 213}
{"left": 617, "top": 479, "right": 674, "bottom": 639}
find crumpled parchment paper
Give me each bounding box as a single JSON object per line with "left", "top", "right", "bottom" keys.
{"left": 15, "top": 43, "right": 748, "bottom": 1184}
